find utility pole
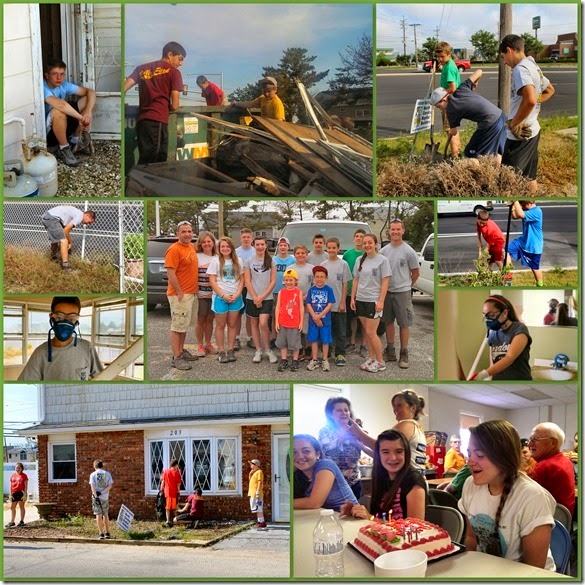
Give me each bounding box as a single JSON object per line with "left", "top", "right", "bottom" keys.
{"left": 410, "top": 23, "right": 421, "bottom": 69}
{"left": 498, "top": 4, "right": 512, "bottom": 116}
{"left": 400, "top": 18, "right": 408, "bottom": 57}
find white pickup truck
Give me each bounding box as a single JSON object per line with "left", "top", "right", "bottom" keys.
{"left": 414, "top": 233, "right": 434, "bottom": 297}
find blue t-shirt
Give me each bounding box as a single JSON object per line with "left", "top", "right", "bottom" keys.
{"left": 274, "top": 255, "right": 296, "bottom": 294}
{"left": 43, "top": 80, "right": 80, "bottom": 117}
{"left": 306, "top": 458, "right": 358, "bottom": 511}
{"left": 307, "top": 285, "right": 335, "bottom": 325}
{"left": 517, "top": 206, "right": 543, "bottom": 254}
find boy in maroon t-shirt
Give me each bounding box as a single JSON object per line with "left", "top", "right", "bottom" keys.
{"left": 124, "top": 42, "right": 186, "bottom": 164}
{"left": 476, "top": 209, "right": 505, "bottom": 269}
{"left": 196, "top": 75, "right": 226, "bottom": 106}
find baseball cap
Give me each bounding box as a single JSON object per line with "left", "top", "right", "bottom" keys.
{"left": 278, "top": 237, "right": 290, "bottom": 246}
{"left": 312, "top": 265, "right": 328, "bottom": 276}
{"left": 430, "top": 87, "right": 449, "bottom": 106}
{"left": 283, "top": 268, "right": 298, "bottom": 280}
{"left": 249, "top": 459, "right": 261, "bottom": 467}
{"left": 260, "top": 76, "right": 277, "bottom": 89}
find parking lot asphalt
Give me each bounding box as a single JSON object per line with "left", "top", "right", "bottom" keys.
{"left": 146, "top": 294, "right": 434, "bottom": 382}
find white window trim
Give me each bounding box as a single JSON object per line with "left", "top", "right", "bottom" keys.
{"left": 49, "top": 441, "right": 77, "bottom": 483}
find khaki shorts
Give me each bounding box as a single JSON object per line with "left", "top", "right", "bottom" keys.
{"left": 168, "top": 294, "right": 198, "bottom": 333}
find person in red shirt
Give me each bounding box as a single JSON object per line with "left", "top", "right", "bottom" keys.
{"left": 196, "top": 76, "right": 226, "bottom": 106}
{"left": 476, "top": 209, "right": 506, "bottom": 269}
{"left": 6, "top": 463, "right": 29, "bottom": 528}
{"left": 124, "top": 42, "right": 186, "bottom": 164}
{"left": 160, "top": 459, "right": 183, "bottom": 527}
{"left": 528, "top": 422, "right": 575, "bottom": 514}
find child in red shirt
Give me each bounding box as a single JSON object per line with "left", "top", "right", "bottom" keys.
{"left": 477, "top": 209, "right": 505, "bottom": 269}
{"left": 275, "top": 268, "right": 304, "bottom": 372}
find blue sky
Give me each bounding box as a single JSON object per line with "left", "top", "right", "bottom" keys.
{"left": 125, "top": 4, "right": 372, "bottom": 105}
{"left": 377, "top": 3, "right": 578, "bottom": 54}
{"left": 4, "top": 384, "right": 38, "bottom": 445}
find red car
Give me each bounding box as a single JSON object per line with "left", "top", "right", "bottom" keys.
{"left": 423, "top": 59, "right": 471, "bottom": 73}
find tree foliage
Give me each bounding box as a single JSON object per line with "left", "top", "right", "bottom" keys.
{"left": 470, "top": 30, "right": 498, "bottom": 62}
{"left": 421, "top": 37, "right": 439, "bottom": 60}
{"left": 521, "top": 33, "right": 544, "bottom": 57}
{"left": 329, "top": 34, "right": 373, "bottom": 91}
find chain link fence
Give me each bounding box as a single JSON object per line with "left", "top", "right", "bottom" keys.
{"left": 3, "top": 201, "right": 144, "bottom": 293}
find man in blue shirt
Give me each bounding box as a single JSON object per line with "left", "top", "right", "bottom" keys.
{"left": 44, "top": 58, "right": 96, "bottom": 166}
{"left": 506, "top": 200, "right": 544, "bottom": 286}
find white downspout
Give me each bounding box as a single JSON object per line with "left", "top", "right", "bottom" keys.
{"left": 38, "top": 384, "right": 46, "bottom": 423}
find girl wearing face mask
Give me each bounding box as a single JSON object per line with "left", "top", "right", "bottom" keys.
{"left": 475, "top": 295, "right": 532, "bottom": 381}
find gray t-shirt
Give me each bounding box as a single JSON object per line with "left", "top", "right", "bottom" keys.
{"left": 353, "top": 254, "right": 392, "bottom": 302}
{"left": 89, "top": 469, "right": 113, "bottom": 501}
{"left": 46, "top": 206, "right": 84, "bottom": 227}
{"left": 507, "top": 56, "right": 550, "bottom": 140}
{"left": 321, "top": 258, "right": 351, "bottom": 311}
{"left": 307, "top": 251, "right": 328, "bottom": 266}
{"left": 18, "top": 339, "right": 103, "bottom": 381}
{"left": 290, "top": 262, "right": 315, "bottom": 297}
{"left": 446, "top": 78, "right": 503, "bottom": 130}
{"left": 244, "top": 255, "right": 276, "bottom": 300}
{"left": 379, "top": 242, "right": 419, "bottom": 293}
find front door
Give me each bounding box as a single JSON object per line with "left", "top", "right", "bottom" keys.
{"left": 272, "top": 434, "right": 290, "bottom": 521}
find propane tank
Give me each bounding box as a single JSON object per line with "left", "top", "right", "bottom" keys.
{"left": 22, "top": 135, "right": 58, "bottom": 197}
{"left": 3, "top": 160, "right": 39, "bottom": 197}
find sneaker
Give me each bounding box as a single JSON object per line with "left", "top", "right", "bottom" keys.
{"left": 165, "top": 521, "right": 173, "bottom": 528}
{"left": 246, "top": 339, "right": 255, "bottom": 349}
{"left": 205, "top": 344, "right": 218, "bottom": 355}
{"left": 322, "top": 359, "right": 331, "bottom": 372}
{"left": 252, "top": 349, "right": 263, "bottom": 363}
{"left": 345, "top": 343, "right": 356, "bottom": 354}
{"left": 256, "top": 521, "right": 268, "bottom": 530}
{"left": 227, "top": 349, "right": 237, "bottom": 362}
{"left": 57, "top": 145, "right": 78, "bottom": 166}
{"left": 335, "top": 354, "right": 346, "bottom": 367}
{"left": 306, "top": 359, "right": 320, "bottom": 371}
{"left": 61, "top": 261, "right": 75, "bottom": 273}
{"left": 171, "top": 356, "right": 192, "bottom": 370}
{"left": 384, "top": 345, "right": 397, "bottom": 362}
{"left": 17, "top": 520, "right": 25, "bottom": 527}
{"left": 290, "top": 360, "right": 300, "bottom": 371}
{"left": 99, "top": 532, "right": 105, "bottom": 540}
{"left": 399, "top": 349, "right": 409, "bottom": 369}
{"left": 196, "top": 345, "right": 207, "bottom": 358}
{"left": 277, "top": 359, "right": 289, "bottom": 372}
{"left": 5, "top": 522, "right": 15, "bottom": 529}
{"left": 365, "top": 360, "right": 387, "bottom": 373}
{"left": 179, "top": 349, "right": 198, "bottom": 362}
{"left": 265, "top": 349, "right": 278, "bottom": 364}
{"left": 234, "top": 338, "right": 242, "bottom": 351}
{"left": 360, "top": 358, "right": 375, "bottom": 371}
{"left": 105, "top": 532, "right": 111, "bottom": 539}
{"left": 218, "top": 351, "right": 229, "bottom": 363}
{"left": 359, "top": 345, "right": 368, "bottom": 358}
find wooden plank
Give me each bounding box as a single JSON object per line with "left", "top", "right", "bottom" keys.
{"left": 240, "top": 155, "right": 300, "bottom": 197}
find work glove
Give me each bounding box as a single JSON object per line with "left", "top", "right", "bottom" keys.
{"left": 506, "top": 121, "right": 532, "bottom": 140}
{"left": 22, "top": 493, "right": 27, "bottom": 503}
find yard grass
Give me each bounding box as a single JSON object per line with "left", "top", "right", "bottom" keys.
{"left": 3, "top": 509, "right": 253, "bottom": 544}
{"left": 376, "top": 115, "right": 578, "bottom": 197}
{"left": 4, "top": 245, "right": 121, "bottom": 294}
{"left": 439, "top": 268, "right": 578, "bottom": 288}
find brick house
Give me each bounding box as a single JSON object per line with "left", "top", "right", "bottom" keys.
{"left": 21, "top": 383, "right": 290, "bottom": 522}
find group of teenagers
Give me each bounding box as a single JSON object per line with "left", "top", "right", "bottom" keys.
{"left": 166, "top": 221, "right": 419, "bottom": 374}
{"left": 293, "top": 391, "right": 571, "bottom": 572}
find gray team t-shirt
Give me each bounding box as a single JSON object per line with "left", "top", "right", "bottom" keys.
{"left": 353, "top": 254, "right": 392, "bottom": 302}
{"left": 379, "top": 242, "right": 419, "bottom": 293}
{"left": 46, "top": 206, "right": 84, "bottom": 227}
{"left": 321, "top": 258, "right": 351, "bottom": 311}
{"left": 244, "top": 255, "right": 276, "bottom": 299}
{"left": 18, "top": 339, "right": 103, "bottom": 381}
{"left": 446, "top": 78, "right": 503, "bottom": 129}
{"left": 307, "top": 251, "right": 328, "bottom": 266}
{"left": 290, "top": 262, "right": 315, "bottom": 297}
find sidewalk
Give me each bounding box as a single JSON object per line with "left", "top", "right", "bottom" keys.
{"left": 3, "top": 503, "right": 40, "bottom": 526}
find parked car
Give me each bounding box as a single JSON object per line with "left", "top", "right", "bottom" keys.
{"left": 423, "top": 59, "right": 471, "bottom": 73}
{"left": 279, "top": 220, "right": 372, "bottom": 255}
{"left": 413, "top": 234, "right": 434, "bottom": 297}
{"left": 437, "top": 200, "right": 494, "bottom": 216}
{"left": 146, "top": 236, "right": 183, "bottom": 311}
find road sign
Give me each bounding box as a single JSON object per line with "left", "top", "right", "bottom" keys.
{"left": 410, "top": 99, "right": 433, "bottom": 134}
{"left": 532, "top": 16, "right": 541, "bottom": 29}
{"left": 116, "top": 504, "right": 135, "bottom": 533}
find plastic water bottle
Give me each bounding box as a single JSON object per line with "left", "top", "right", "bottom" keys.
{"left": 313, "top": 509, "right": 344, "bottom": 577}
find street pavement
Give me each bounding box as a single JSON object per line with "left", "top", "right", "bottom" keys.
{"left": 3, "top": 522, "right": 290, "bottom": 579}
{"left": 146, "top": 295, "right": 434, "bottom": 382}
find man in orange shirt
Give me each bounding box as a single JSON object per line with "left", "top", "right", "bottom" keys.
{"left": 444, "top": 434, "right": 467, "bottom": 475}
{"left": 165, "top": 220, "right": 199, "bottom": 370}
{"left": 160, "top": 459, "right": 183, "bottom": 527}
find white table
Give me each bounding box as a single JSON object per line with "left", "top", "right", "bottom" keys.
{"left": 294, "top": 510, "right": 569, "bottom": 579}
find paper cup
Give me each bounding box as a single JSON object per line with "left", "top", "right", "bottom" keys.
{"left": 374, "top": 550, "right": 428, "bottom": 577}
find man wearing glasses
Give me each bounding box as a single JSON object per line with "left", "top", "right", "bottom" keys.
{"left": 18, "top": 296, "right": 102, "bottom": 381}
{"left": 527, "top": 423, "right": 575, "bottom": 515}
{"left": 44, "top": 58, "right": 97, "bottom": 166}
{"left": 124, "top": 42, "right": 187, "bottom": 164}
